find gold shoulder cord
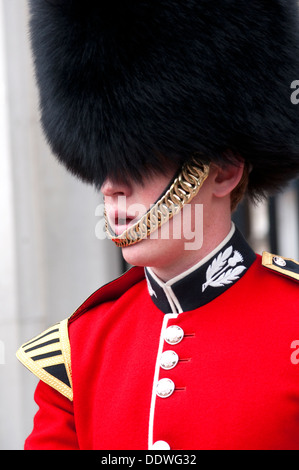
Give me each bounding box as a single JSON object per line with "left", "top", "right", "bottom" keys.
{"left": 105, "top": 158, "right": 210, "bottom": 248}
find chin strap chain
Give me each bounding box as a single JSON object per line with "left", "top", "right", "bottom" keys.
{"left": 105, "top": 158, "right": 210, "bottom": 248}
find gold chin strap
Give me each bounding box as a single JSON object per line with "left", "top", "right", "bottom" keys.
{"left": 105, "top": 158, "right": 210, "bottom": 248}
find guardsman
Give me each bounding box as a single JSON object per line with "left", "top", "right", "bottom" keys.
{"left": 17, "top": 0, "right": 299, "bottom": 449}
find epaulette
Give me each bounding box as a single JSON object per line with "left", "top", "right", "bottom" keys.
{"left": 16, "top": 267, "right": 145, "bottom": 401}
{"left": 16, "top": 319, "right": 73, "bottom": 401}
{"left": 262, "top": 252, "right": 299, "bottom": 283}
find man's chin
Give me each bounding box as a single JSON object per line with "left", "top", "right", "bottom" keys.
{"left": 120, "top": 236, "right": 182, "bottom": 271}
{"left": 120, "top": 237, "right": 158, "bottom": 268}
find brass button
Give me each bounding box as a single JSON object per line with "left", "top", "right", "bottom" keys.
{"left": 160, "top": 350, "right": 179, "bottom": 370}
{"left": 164, "top": 325, "right": 184, "bottom": 345}
{"left": 273, "top": 256, "right": 286, "bottom": 267}
{"left": 151, "top": 441, "right": 171, "bottom": 450}
{"left": 156, "top": 378, "right": 175, "bottom": 398}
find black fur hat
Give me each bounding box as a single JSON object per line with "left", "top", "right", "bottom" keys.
{"left": 29, "top": 0, "right": 299, "bottom": 196}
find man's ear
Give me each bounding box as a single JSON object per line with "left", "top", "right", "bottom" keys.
{"left": 211, "top": 162, "right": 245, "bottom": 199}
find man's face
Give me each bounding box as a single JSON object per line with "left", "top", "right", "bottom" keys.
{"left": 102, "top": 166, "right": 178, "bottom": 237}
{"left": 101, "top": 165, "right": 213, "bottom": 277}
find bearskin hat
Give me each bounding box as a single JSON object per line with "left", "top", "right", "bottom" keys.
{"left": 28, "top": 0, "right": 299, "bottom": 197}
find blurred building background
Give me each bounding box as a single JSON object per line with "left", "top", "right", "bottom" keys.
{"left": 0, "top": 0, "right": 298, "bottom": 449}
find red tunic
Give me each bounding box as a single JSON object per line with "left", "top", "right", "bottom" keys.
{"left": 21, "top": 254, "right": 299, "bottom": 450}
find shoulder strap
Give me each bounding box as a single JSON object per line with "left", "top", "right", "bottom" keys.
{"left": 262, "top": 251, "right": 299, "bottom": 283}
{"left": 16, "top": 318, "right": 73, "bottom": 401}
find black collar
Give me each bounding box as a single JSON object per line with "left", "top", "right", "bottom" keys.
{"left": 145, "top": 225, "right": 256, "bottom": 313}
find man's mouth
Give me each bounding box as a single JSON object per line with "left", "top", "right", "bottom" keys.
{"left": 107, "top": 211, "right": 138, "bottom": 236}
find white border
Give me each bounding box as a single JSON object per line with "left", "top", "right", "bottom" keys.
{"left": 147, "top": 313, "right": 178, "bottom": 449}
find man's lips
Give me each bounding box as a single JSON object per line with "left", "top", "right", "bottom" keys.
{"left": 106, "top": 211, "right": 138, "bottom": 236}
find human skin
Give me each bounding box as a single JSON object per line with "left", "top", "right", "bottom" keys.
{"left": 101, "top": 162, "right": 244, "bottom": 281}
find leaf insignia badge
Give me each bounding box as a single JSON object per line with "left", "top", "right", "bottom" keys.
{"left": 202, "top": 247, "right": 246, "bottom": 292}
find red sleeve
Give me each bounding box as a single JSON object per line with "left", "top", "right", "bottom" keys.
{"left": 25, "top": 380, "right": 79, "bottom": 450}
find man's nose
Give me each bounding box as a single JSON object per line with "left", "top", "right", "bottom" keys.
{"left": 100, "top": 177, "right": 131, "bottom": 197}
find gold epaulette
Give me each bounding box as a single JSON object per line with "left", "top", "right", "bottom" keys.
{"left": 16, "top": 319, "right": 73, "bottom": 401}
{"left": 262, "top": 252, "right": 299, "bottom": 282}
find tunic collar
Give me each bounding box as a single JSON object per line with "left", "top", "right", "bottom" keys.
{"left": 144, "top": 224, "right": 256, "bottom": 313}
